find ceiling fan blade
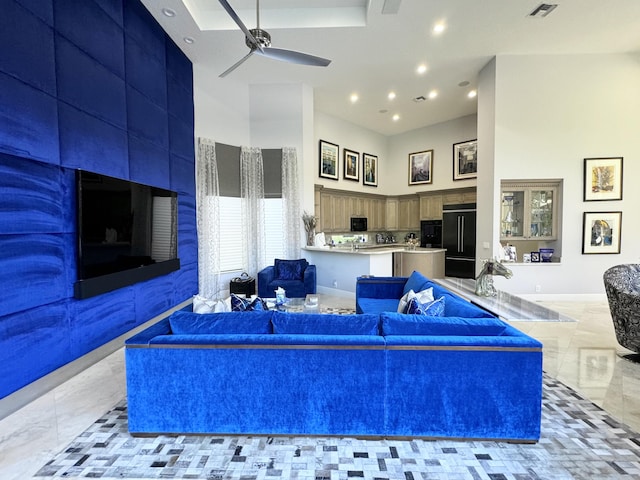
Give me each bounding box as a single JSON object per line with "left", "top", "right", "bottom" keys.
{"left": 257, "top": 47, "right": 331, "bottom": 67}
{"left": 219, "top": 50, "right": 256, "bottom": 78}
{"left": 217, "top": 0, "right": 262, "bottom": 51}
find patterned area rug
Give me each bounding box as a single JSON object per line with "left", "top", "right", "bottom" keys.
{"left": 34, "top": 374, "right": 640, "bottom": 480}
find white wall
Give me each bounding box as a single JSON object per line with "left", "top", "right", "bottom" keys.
{"left": 488, "top": 53, "right": 640, "bottom": 295}
{"left": 193, "top": 65, "right": 250, "bottom": 145}
{"left": 386, "top": 115, "right": 477, "bottom": 196}
{"left": 249, "top": 83, "right": 316, "bottom": 213}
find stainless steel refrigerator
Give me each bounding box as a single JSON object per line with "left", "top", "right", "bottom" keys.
{"left": 442, "top": 203, "right": 476, "bottom": 278}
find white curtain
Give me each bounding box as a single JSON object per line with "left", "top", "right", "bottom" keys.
{"left": 282, "top": 147, "right": 301, "bottom": 258}
{"left": 196, "top": 137, "right": 221, "bottom": 299}
{"left": 241, "top": 146, "right": 266, "bottom": 275}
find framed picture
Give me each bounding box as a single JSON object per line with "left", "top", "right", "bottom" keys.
{"left": 319, "top": 140, "right": 339, "bottom": 180}
{"left": 583, "top": 157, "right": 623, "bottom": 201}
{"left": 453, "top": 139, "right": 477, "bottom": 180}
{"left": 343, "top": 149, "right": 359, "bottom": 181}
{"left": 408, "top": 150, "right": 433, "bottom": 185}
{"left": 582, "top": 211, "right": 622, "bottom": 254}
{"left": 530, "top": 251, "right": 540, "bottom": 263}
{"left": 363, "top": 153, "right": 378, "bottom": 187}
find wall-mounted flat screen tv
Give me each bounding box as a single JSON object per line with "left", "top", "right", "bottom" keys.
{"left": 74, "top": 170, "right": 180, "bottom": 299}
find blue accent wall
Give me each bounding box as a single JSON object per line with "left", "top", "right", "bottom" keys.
{"left": 0, "top": 0, "right": 197, "bottom": 399}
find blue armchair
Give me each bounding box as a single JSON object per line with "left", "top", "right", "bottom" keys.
{"left": 258, "top": 259, "right": 316, "bottom": 298}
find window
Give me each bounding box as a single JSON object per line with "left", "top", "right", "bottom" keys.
{"left": 218, "top": 196, "right": 243, "bottom": 272}
{"left": 264, "top": 198, "right": 284, "bottom": 262}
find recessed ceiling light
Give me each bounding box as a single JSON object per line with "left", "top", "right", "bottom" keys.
{"left": 162, "top": 8, "right": 176, "bottom": 17}
{"left": 350, "top": 93, "right": 359, "bottom": 103}
{"left": 428, "top": 90, "right": 438, "bottom": 99}
{"left": 183, "top": 37, "right": 195, "bottom": 44}
{"left": 392, "top": 114, "right": 400, "bottom": 122}
{"left": 416, "top": 64, "right": 427, "bottom": 75}
{"left": 467, "top": 90, "right": 477, "bottom": 99}
{"left": 388, "top": 91, "right": 396, "bottom": 100}
{"left": 432, "top": 22, "right": 446, "bottom": 35}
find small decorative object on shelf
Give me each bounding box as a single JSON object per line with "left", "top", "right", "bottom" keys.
{"left": 475, "top": 259, "right": 513, "bottom": 297}
{"left": 302, "top": 211, "right": 317, "bottom": 246}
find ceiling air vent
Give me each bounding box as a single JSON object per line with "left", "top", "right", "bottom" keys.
{"left": 413, "top": 96, "right": 426, "bottom": 103}
{"left": 529, "top": 3, "right": 558, "bottom": 18}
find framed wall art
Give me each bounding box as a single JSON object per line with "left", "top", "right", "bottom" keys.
{"left": 453, "top": 139, "right": 477, "bottom": 180}
{"left": 583, "top": 157, "right": 623, "bottom": 201}
{"left": 319, "top": 140, "right": 339, "bottom": 180}
{"left": 343, "top": 149, "right": 359, "bottom": 181}
{"left": 408, "top": 150, "right": 433, "bottom": 185}
{"left": 582, "top": 211, "right": 622, "bottom": 254}
{"left": 363, "top": 153, "right": 378, "bottom": 187}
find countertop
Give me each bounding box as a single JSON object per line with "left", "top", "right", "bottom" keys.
{"left": 303, "top": 246, "right": 446, "bottom": 255}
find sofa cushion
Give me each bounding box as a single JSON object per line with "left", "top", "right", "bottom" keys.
{"left": 271, "top": 312, "right": 380, "bottom": 335}
{"left": 356, "top": 298, "right": 400, "bottom": 314}
{"left": 274, "top": 259, "right": 307, "bottom": 280}
{"left": 405, "top": 296, "right": 446, "bottom": 316}
{"left": 381, "top": 312, "right": 507, "bottom": 336}
{"left": 398, "top": 287, "right": 434, "bottom": 313}
{"left": 169, "top": 310, "right": 273, "bottom": 335}
{"left": 402, "top": 270, "right": 431, "bottom": 296}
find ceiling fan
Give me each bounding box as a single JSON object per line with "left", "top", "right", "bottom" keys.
{"left": 218, "top": 0, "right": 332, "bottom": 78}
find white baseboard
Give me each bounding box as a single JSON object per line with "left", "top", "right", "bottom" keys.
{"left": 0, "top": 298, "right": 192, "bottom": 421}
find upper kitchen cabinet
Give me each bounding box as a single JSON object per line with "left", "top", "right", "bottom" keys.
{"left": 397, "top": 196, "right": 420, "bottom": 231}
{"left": 419, "top": 193, "right": 443, "bottom": 220}
{"left": 500, "top": 180, "right": 561, "bottom": 241}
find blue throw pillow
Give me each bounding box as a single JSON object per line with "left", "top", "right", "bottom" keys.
{"left": 380, "top": 312, "right": 507, "bottom": 336}
{"left": 402, "top": 270, "right": 430, "bottom": 296}
{"left": 271, "top": 312, "right": 380, "bottom": 335}
{"left": 169, "top": 310, "right": 273, "bottom": 334}
{"left": 231, "top": 294, "right": 267, "bottom": 312}
{"left": 274, "top": 259, "right": 307, "bottom": 280}
{"left": 405, "top": 296, "right": 446, "bottom": 316}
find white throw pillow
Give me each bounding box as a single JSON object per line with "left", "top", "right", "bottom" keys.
{"left": 193, "top": 294, "right": 216, "bottom": 314}
{"left": 397, "top": 290, "right": 416, "bottom": 312}
{"left": 397, "top": 287, "right": 434, "bottom": 313}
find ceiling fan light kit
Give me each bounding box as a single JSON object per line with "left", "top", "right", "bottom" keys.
{"left": 218, "top": 0, "right": 332, "bottom": 78}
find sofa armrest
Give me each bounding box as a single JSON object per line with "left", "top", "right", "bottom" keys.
{"left": 303, "top": 265, "right": 317, "bottom": 294}
{"left": 125, "top": 318, "right": 171, "bottom": 346}
{"left": 257, "top": 266, "right": 276, "bottom": 297}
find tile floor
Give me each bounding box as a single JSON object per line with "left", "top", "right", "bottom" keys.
{"left": 1, "top": 294, "right": 639, "bottom": 480}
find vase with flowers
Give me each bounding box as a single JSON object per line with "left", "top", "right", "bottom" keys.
{"left": 302, "top": 211, "right": 317, "bottom": 247}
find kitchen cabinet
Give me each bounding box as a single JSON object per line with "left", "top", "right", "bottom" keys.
{"left": 397, "top": 197, "right": 420, "bottom": 230}
{"left": 500, "top": 181, "right": 560, "bottom": 241}
{"left": 419, "top": 194, "right": 443, "bottom": 220}
{"left": 442, "top": 189, "right": 476, "bottom": 205}
{"left": 385, "top": 198, "right": 398, "bottom": 230}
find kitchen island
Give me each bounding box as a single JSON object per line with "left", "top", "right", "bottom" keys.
{"left": 302, "top": 245, "right": 445, "bottom": 295}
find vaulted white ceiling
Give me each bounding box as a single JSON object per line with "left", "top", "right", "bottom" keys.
{"left": 142, "top": 0, "right": 640, "bottom": 136}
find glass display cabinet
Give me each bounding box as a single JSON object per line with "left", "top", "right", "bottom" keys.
{"left": 500, "top": 181, "right": 559, "bottom": 241}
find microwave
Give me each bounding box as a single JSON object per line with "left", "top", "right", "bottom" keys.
{"left": 350, "top": 217, "right": 367, "bottom": 232}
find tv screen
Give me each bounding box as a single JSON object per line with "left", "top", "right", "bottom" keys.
{"left": 74, "top": 170, "right": 180, "bottom": 299}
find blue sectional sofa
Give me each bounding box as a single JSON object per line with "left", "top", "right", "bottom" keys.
{"left": 126, "top": 283, "right": 543, "bottom": 441}
{"left": 356, "top": 272, "right": 493, "bottom": 316}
